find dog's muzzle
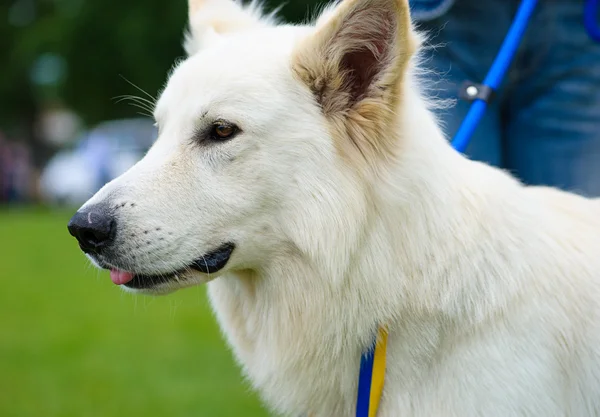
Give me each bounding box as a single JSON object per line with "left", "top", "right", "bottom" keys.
{"left": 67, "top": 206, "right": 235, "bottom": 289}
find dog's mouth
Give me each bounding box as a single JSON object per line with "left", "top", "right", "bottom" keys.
{"left": 109, "top": 243, "right": 235, "bottom": 289}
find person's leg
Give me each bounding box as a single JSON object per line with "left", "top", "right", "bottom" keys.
{"left": 503, "top": 0, "right": 600, "bottom": 197}
{"left": 416, "top": 0, "right": 516, "bottom": 166}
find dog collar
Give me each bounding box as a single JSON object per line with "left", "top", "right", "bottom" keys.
{"left": 307, "top": 326, "right": 387, "bottom": 417}
{"left": 356, "top": 326, "right": 388, "bottom": 417}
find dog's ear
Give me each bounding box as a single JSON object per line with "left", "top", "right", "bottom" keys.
{"left": 293, "top": 0, "right": 418, "bottom": 167}
{"left": 185, "top": 0, "right": 276, "bottom": 55}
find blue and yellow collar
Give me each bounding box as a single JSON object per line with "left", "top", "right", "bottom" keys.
{"left": 308, "top": 326, "right": 388, "bottom": 417}
{"left": 356, "top": 326, "right": 388, "bottom": 417}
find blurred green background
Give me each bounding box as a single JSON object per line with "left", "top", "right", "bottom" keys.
{"left": 0, "top": 208, "right": 269, "bottom": 417}
{"left": 0, "top": 1, "right": 320, "bottom": 416}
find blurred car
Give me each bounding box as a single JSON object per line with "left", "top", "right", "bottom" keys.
{"left": 40, "top": 118, "right": 157, "bottom": 206}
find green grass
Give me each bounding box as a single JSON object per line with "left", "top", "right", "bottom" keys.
{"left": 0, "top": 207, "right": 269, "bottom": 417}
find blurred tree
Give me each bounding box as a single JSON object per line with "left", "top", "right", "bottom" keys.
{"left": 0, "top": 0, "right": 320, "bottom": 150}
{"left": 60, "top": 0, "right": 188, "bottom": 125}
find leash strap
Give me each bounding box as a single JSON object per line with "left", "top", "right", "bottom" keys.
{"left": 585, "top": 0, "right": 600, "bottom": 42}
{"left": 356, "top": 327, "right": 388, "bottom": 417}
{"left": 451, "top": 0, "right": 538, "bottom": 152}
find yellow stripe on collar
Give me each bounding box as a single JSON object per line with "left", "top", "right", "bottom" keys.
{"left": 355, "top": 326, "right": 388, "bottom": 417}
{"left": 368, "top": 327, "right": 388, "bottom": 417}
{"left": 307, "top": 326, "right": 388, "bottom": 417}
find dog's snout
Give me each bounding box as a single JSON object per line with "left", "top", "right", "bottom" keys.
{"left": 67, "top": 207, "right": 116, "bottom": 253}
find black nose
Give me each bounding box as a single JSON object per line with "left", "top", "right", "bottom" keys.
{"left": 67, "top": 207, "right": 116, "bottom": 253}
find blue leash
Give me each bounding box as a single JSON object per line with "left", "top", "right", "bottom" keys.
{"left": 451, "top": 0, "right": 600, "bottom": 153}
{"left": 451, "top": 0, "right": 538, "bottom": 152}
{"left": 585, "top": 0, "right": 600, "bottom": 42}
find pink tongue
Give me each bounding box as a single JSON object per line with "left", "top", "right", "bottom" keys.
{"left": 110, "top": 269, "right": 135, "bottom": 285}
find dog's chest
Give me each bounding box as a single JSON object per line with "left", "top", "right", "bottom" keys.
{"left": 207, "top": 277, "right": 369, "bottom": 416}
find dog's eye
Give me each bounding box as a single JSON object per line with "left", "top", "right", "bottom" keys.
{"left": 210, "top": 122, "right": 239, "bottom": 141}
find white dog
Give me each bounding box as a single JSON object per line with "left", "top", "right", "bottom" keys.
{"left": 68, "top": 0, "right": 600, "bottom": 415}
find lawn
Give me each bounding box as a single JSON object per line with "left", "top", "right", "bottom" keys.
{"left": 0, "top": 207, "right": 269, "bottom": 417}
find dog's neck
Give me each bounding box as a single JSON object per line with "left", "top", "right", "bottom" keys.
{"left": 207, "top": 88, "right": 531, "bottom": 416}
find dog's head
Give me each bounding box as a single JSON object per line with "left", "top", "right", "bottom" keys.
{"left": 68, "top": 0, "right": 419, "bottom": 293}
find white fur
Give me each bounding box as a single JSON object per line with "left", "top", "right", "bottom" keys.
{"left": 79, "top": 0, "right": 600, "bottom": 415}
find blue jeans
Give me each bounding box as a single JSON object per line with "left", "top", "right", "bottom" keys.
{"left": 412, "top": 0, "right": 600, "bottom": 196}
